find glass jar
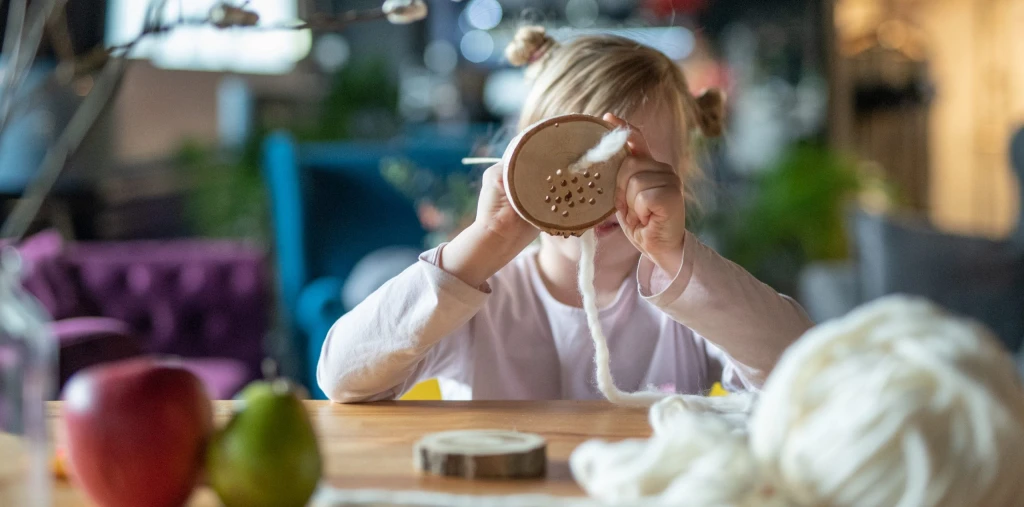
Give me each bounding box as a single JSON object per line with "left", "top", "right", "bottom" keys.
{"left": 0, "top": 247, "right": 55, "bottom": 506}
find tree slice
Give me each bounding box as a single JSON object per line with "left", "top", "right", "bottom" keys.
{"left": 501, "top": 114, "right": 627, "bottom": 237}
{"left": 414, "top": 430, "right": 547, "bottom": 480}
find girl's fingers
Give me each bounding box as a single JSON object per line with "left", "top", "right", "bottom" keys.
{"left": 615, "top": 157, "right": 674, "bottom": 207}
{"left": 624, "top": 172, "right": 678, "bottom": 213}
{"left": 601, "top": 114, "right": 684, "bottom": 240}
{"left": 483, "top": 163, "right": 503, "bottom": 188}
{"left": 615, "top": 208, "right": 644, "bottom": 252}
{"left": 632, "top": 187, "right": 681, "bottom": 227}
{"left": 615, "top": 208, "right": 629, "bottom": 230}
{"left": 602, "top": 113, "right": 653, "bottom": 158}
{"left": 637, "top": 186, "right": 680, "bottom": 228}
{"left": 616, "top": 159, "right": 680, "bottom": 227}
{"left": 625, "top": 207, "right": 641, "bottom": 230}
{"left": 603, "top": 113, "right": 627, "bottom": 128}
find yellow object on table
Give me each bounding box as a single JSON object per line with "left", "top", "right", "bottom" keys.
{"left": 400, "top": 380, "right": 728, "bottom": 400}
{"left": 709, "top": 382, "right": 728, "bottom": 397}
{"left": 399, "top": 378, "right": 442, "bottom": 400}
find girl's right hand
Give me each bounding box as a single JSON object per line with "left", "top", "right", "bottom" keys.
{"left": 473, "top": 163, "right": 539, "bottom": 252}
{"left": 439, "top": 163, "right": 538, "bottom": 287}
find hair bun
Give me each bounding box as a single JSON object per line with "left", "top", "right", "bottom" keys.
{"left": 505, "top": 26, "right": 556, "bottom": 68}
{"left": 694, "top": 88, "right": 727, "bottom": 138}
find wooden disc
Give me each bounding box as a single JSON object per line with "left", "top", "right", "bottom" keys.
{"left": 414, "top": 430, "right": 546, "bottom": 479}
{"left": 502, "top": 114, "right": 626, "bottom": 237}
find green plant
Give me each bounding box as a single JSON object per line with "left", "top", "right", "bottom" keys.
{"left": 717, "top": 143, "right": 864, "bottom": 289}
{"left": 177, "top": 134, "right": 269, "bottom": 241}
{"left": 305, "top": 58, "right": 400, "bottom": 142}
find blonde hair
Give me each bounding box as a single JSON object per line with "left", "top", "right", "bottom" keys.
{"left": 505, "top": 26, "right": 725, "bottom": 185}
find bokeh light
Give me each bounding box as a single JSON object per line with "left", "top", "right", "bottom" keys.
{"left": 464, "top": 0, "right": 503, "bottom": 30}
{"left": 313, "top": 34, "right": 350, "bottom": 73}
{"left": 460, "top": 30, "right": 495, "bottom": 63}
{"left": 565, "top": 0, "right": 599, "bottom": 28}
{"left": 424, "top": 40, "right": 459, "bottom": 74}
{"left": 484, "top": 69, "right": 529, "bottom": 116}
{"left": 659, "top": 27, "right": 695, "bottom": 60}
{"left": 432, "top": 83, "right": 462, "bottom": 118}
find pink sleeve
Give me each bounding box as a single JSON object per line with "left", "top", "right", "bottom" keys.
{"left": 637, "top": 231, "right": 813, "bottom": 386}
{"left": 316, "top": 245, "right": 490, "bottom": 402}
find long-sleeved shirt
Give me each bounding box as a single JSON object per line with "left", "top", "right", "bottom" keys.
{"left": 317, "top": 232, "right": 813, "bottom": 402}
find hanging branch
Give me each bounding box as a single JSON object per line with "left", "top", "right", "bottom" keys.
{"left": 0, "top": 0, "right": 67, "bottom": 140}
{"left": 0, "top": 0, "right": 428, "bottom": 242}
{"left": 46, "top": 6, "right": 77, "bottom": 82}
{"left": 0, "top": 57, "right": 128, "bottom": 239}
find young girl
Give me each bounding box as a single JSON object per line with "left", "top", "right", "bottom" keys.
{"left": 317, "top": 27, "right": 813, "bottom": 402}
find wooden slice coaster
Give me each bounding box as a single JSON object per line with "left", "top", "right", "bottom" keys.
{"left": 414, "top": 430, "right": 547, "bottom": 480}
{"left": 501, "top": 114, "right": 627, "bottom": 238}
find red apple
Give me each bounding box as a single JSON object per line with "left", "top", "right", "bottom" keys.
{"left": 62, "top": 358, "right": 213, "bottom": 507}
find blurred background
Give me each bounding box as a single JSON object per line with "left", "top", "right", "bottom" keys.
{"left": 2, "top": 0, "right": 1021, "bottom": 399}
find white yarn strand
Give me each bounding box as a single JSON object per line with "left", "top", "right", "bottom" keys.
{"left": 569, "top": 128, "right": 628, "bottom": 175}
{"left": 577, "top": 229, "right": 669, "bottom": 407}
{"left": 572, "top": 125, "right": 750, "bottom": 411}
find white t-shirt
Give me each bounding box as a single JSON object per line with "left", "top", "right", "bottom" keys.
{"left": 317, "top": 232, "right": 813, "bottom": 402}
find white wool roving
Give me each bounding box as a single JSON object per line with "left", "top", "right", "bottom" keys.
{"left": 577, "top": 229, "right": 670, "bottom": 407}
{"left": 570, "top": 128, "right": 663, "bottom": 408}
{"left": 569, "top": 295, "right": 1024, "bottom": 506}
{"left": 578, "top": 229, "right": 755, "bottom": 412}
{"left": 570, "top": 128, "right": 629, "bottom": 174}
{"left": 571, "top": 412, "right": 776, "bottom": 507}
{"left": 572, "top": 125, "right": 743, "bottom": 409}
{"left": 748, "top": 296, "right": 1024, "bottom": 506}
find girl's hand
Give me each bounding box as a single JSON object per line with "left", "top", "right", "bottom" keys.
{"left": 604, "top": 113, "right": 686, "bottom": 274}
{"left": 474, "top": 163, "right": 539, "bottom": 250}
{"left": 440, "top": 163, "right": 538, "bottom": 287}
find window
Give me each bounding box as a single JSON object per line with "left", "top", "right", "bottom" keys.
{"left": 106, "top": 0, "right": 311, "bottom": 74}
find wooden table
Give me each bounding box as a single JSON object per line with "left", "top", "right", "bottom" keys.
{"left": 50, "top": 400, "right": 651, "bottom": 506}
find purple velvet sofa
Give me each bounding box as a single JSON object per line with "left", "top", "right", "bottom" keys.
{"left": 15, "top": 230, "right": 270, "bottom": 399}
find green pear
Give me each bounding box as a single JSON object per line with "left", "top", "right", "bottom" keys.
{"left": 207, "top": 380, "right": 322, "bottom": 507}
{"left": 236, "top": 380, "right": 275, "bottom": 404}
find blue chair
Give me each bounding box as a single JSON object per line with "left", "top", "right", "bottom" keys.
{"left": 262, "top": 131, "right": 480, "bottom": 398}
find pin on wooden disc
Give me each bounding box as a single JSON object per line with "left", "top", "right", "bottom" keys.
{"left": 501, "top": 114, "right": 627, "bottom": 237}
{"left": 414, "top": 430, "right": 547, "bottom": 479}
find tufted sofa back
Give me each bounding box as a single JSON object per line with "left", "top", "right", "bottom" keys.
{"left": 16, "top": 230, "right": 270, "bottom": 381}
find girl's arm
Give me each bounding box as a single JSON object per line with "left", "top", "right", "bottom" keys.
{"left": 316, "top": 222, "right": 527, "bottom": 402}
{"left": 639, "top": 231, "right": 814, "bottom": 387}
{"left": 602, "top": 115, "right": 810, "bottom": 387}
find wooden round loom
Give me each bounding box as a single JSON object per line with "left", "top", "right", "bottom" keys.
{"left": 414, "top": 430, "right": 547, "bottom": 479}
{"left": 501, "top": 114, "right": 627, "bottom": 237}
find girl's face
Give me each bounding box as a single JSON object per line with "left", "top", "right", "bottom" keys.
{"left": 537, "top": 99, "right": 684, "bottom": 270}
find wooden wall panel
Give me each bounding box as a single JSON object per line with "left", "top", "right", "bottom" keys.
{"left": 922, "top": 0, "right": 1023, "bottom": 237}
{"left": 831, "top": 0, "right": 1023, "bottom": 237}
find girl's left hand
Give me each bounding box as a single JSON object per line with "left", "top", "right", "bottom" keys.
{"left": 603, "top": 113, "right": 686, "bottom": 274}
